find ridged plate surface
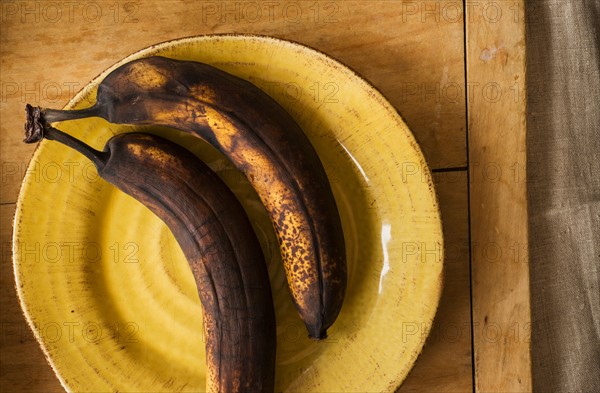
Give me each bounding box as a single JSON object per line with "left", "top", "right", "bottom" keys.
{"left": 13, "top": 35, "right": 443, "bottom": 392}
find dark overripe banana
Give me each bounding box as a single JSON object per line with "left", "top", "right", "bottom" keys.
{"left": 26, "top": 55, "right": 346, "bottom": 339}
{"left": 24, "top": 115, "right": 276, "bottom": 392}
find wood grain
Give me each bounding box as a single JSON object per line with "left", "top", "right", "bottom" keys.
{"left": 0, "top": 0, "right": 532, "bottom": 392}
{"left": 466, "top": 1, "right": 531, "bottom": 392}
{"left": 0, "top": 2, "right": 468, "bottom": 390}
{"left": 0, "top": 0, "right": 466, "bottom": 204}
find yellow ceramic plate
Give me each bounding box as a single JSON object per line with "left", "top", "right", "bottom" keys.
{"left": 13, "top": 35, "right": 443, "bottom": 392}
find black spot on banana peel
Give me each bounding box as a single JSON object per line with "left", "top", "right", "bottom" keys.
{"left": 29, "top": 55, "right": 347, "bottom": 340}
{"left": 31, "top": 126, "right": 276, "bottom": 393}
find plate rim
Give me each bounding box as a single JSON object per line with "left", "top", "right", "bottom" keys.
{"left": 13, "top": 33, "right": 444, "bottom": 392}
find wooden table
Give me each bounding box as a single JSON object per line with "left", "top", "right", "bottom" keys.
{"left": 0, "top": 1, "right": 529, "bottom": 391}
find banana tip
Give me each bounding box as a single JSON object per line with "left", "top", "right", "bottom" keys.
{"left": 308, "top": 329, "right": 328, "bottom": 341}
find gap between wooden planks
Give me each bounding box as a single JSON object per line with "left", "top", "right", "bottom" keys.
{"left": 401, "top": 1, "right": 531, "bottom": 391}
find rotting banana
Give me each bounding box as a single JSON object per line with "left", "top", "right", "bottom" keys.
{"left": 23, "top": 114, "right": 276, "bottom": 392}
{"left": 26, "top": 55, "right": 346, "bottom": 339}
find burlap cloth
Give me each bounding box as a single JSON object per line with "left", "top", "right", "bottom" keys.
{"left": 526, "top": 1, "right": 600, "bottom": 391}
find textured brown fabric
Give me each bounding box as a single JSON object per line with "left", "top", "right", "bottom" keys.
{"left": 526, "top": 1, "right": 600, "bottom": 391}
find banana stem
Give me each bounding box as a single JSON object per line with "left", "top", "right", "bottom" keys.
{"left": 44, "top": 127, "right": 108, "bottom": 169}
{"left": 24, "top": 104, "right": 108, "bottom": 169}
{"left": 42, "top": 106, "right": 100, "bottom": 124}
{"left": 24, "top": 103, "right": 100, "bottom": 142}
